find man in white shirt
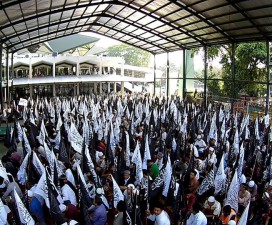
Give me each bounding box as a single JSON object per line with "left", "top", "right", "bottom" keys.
{"left": 187, "top": 203, "right": 207, "bottom": 225}
{"left": 59, "top": 174, "right": 77, "bottom": 207}
{"left": 195, "top": 135, "right": 207, "bottom": 157}
{"left": 146, "top": 201, "right": 170, "bottom": 225}
{"left": 203, "top": 196, "right": 221, "bottom": 223}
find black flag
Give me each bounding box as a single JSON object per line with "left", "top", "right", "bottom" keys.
{"left": 46, "top": 168, "right": 66, "bottom": 224}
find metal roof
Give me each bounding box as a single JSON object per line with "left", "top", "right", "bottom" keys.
{"left": 1, "top": 0, "right": 272, "bottom": 54}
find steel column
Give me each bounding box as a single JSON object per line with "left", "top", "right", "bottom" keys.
{"left": 153, "top": 54, "right": 156, "bottom": 96}
{"left": 204, "top": 46, "right": 208, "bottom": 107}
{"left": 266, "top": 40, "right": 270, "bottom": 114}
{"left": 183, "top": 49, "right": 186, "bottom": 99}
{"left": 166, "top": 52, "right": 170, "bottom": 97}
{"left": 231, "top": 43, "right": 236, "bottom": 113}
{"left": 0, "top": 43, "right": 3, "bottom": 110}
{"left": 6, "top": 48, "right": 9, "bottom": 102}
{"left": 11, "top": 52, "right": 14, "bottom": 101}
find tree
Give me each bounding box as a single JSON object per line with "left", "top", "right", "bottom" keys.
{"left": 192, "top": 42, "right": 268, "bottom": 98}
{"left": 107, "top": 44, "right": 152, "bottom": 67}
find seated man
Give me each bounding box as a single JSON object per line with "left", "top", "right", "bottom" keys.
{"left": 238, "top": 183, "right": 251, "bottom": 214}
{"left": 180, "top": 191, "right": 197, "bottom": 221}
{"left": 203, "top": 196, "right": 221, "bottom": 224}
{"left": 188, "top": 170, "right": 199, "bottom": 194}
{"left": 220, "top": 205, "right": 237, "bottom": 225}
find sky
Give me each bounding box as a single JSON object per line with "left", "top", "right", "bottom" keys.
{"left": 81, "top": 31, "right": 222, "bottom": 71}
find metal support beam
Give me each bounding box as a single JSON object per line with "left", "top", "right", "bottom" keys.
{"left": 5, "top": 48, "right": 9, "bottom": 102}
{"left": 153, "top": 54, "right": 156, "bottom": 96}
{"left": 11, "top": 52, "right": 14, "bottom": 101}
{"left": 166, "top": 52, "right": 170, "bottom": 97}
{"left": 203, "top": 46, "right": 208, "bottom": 107}
{"left": 266, "top": 40, "right": 270, "bottom": 114}
{"left": 183, "top": 49, "right": 186, "bottom": 99}
{"left": 0, "top": 43, "right": 3, "bottom": 110}
{"left": 231, "top": 43, "right": 236, "bottom": 113}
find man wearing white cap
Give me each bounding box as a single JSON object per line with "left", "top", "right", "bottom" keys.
{"left": 206, "top": 147, "right": 217, "bottom": 166}
{"left": 248, "top": 180, "right": 257, "bottom": 202}
{"left": 203, "top": 196, "right": 221, "bottom": 224}
{"left": 195, "top": 135, "right": 207, "bottom": 157}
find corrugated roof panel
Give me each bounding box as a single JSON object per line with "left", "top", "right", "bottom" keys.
{"left": 5, "top": 7, "right": 22, "bottom": 21}
{"left": 21, "top": 1, "right": 37, "bottom": 17}
{"left": 175, "top": 16, "right": 200, "bottom": 26}
{"left": 154, "top": 25, "right": 172, "bottom": 33}
{"left": 148, "top": 36, "right": 162, "bottom": 42}
{"left": 1, "top": 27, "right": 15, "bottom": 36}
{"left": 36, "top": 0, "right": 51, "bottom": 12}
{"left": 38, "top": 15, "right": 50, "bottom": 25}
{"left": 3, "top": 0, "right": 272, "bottom": 53}
{"left": 209, "top": 12, "right": 244, "bottom": 24}
{"left": 52, "top": 0, "right": 66, "bottom": 8}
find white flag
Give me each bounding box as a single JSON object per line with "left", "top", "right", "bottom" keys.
{"left": 35, "top": 171, "right": 49, "bottom": 208}
{"left": 0, "top": 198, "right": 7, "bottom": 224}
{"left": 18, "top": 98, "right": 28, "bottom": 107}
{"left": 264, "top": 114, "right": 270, "bottom": 129}
{"left": 22, "top": 128, "right": 31, "bottom": 153}
{"left": 225, "top": 170, "right": 239, "bottom": 213}
{"left": 69, "top": 122, "right": 83, "bottom": 153}
{"left": 56, "top": 114, "right": 63, "bottom": 131}
{"left": 0, "top": 160, "right": 8, "bottom": 183}
{"left": 32, "top": 152, "right": 45, "bottom": 175}
{"left": 214, "top": 155, "right": 226, "bottom": 195}
{"left": 238, "top": 202, "right": 250, "bottom": 225}
{"left": 125, "top": 131, "right": 131, "bottom": 167}
{"left": 131, "top": 141, "right": 143, "bottom": 184}
{"left": 162, "top": 157, "right": 172, "bottom": 197}
{"left": 143, "top": 135, "right": 151, "bottom": 170}
{"left": 111, "top": 175, "right": 124, "bottom": 208}
{"left": 17, "top": 152, "right": 31, "bottom": 185}
{"left": 14, "top": 188, "right": 35, "bottom": 225}
{"left": 255, "top": 118, "right": 260, "bottom": 140}
{"left": 37, "top": 120, "right": 47, "bottom": 145}
{"left": 17, "top": 122, "right": 23, "bottom": 142}
{"left": 233, "top": 129, "right": 239, "bottom": 154}
{"left": 237, "top": 144, "right": 245, "bottom": 184}
{"left": 197, "top": 168, "right": 214, "bottom": 196}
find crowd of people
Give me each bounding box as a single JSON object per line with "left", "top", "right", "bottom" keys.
{"left": 0, "top": 93, "right": 271, "bottom": 225}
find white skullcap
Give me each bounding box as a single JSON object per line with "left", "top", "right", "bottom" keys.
{"left": 208, "top": 196, "right": 215, "bottom": 203}
{"left": 127, "top": 184, "right": 135, "bottom": 189}
{"left": 69, "top": 220, "right": 79, "bottom": 225}
{"left": 59, "top": 204, "right": 67, "bottom": 212}
{"left": 96, "top": 188, "right": 103, "bottom": 195}
{"left": 97, "top": 152, "right": 104, "bottom": 157}
{"left": 248, "top": 180, "right": 255, "bottom": 188}
{"left": 228, "top": 220, "right": 236, "bottom": 225}
{"left": 197, "top": 135, "right": 201, "bottom": 139}
{"left": 27, "top": 190, "right": 33, "bottom": 197}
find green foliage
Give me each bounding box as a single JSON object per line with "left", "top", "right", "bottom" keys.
{"left": 194, "top": 42, "right": 268, "bottom": 99}
{"left": 106, "top": 44, "right": 152, "bottom": 67}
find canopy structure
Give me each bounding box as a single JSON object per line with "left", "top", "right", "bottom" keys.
{"left": 1, "top": 0, "right": 272, "bottom": 54}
